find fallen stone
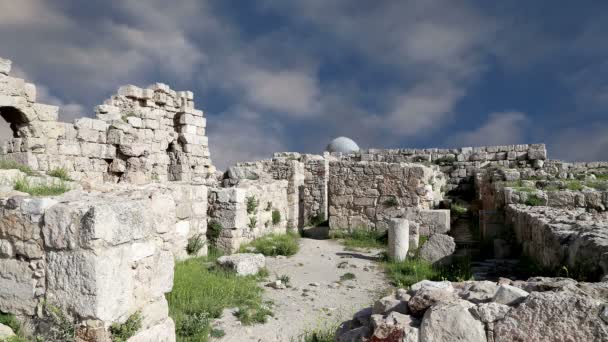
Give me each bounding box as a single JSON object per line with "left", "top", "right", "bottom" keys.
{"left": 0, "top": 322, "right": 15, "bottom": 338}
{"left": 492, "top": 284, "right": 529, "bottom": 305}
{"left": 336, "top": 325, "right": 370, "bottom": 342}
{"left": 372, "top": 295, "right": 408, "bottom": 315}
{"left": 494, "top": 291, "right": 608, "bottom": 342}
{"left": 408, "top": 285, "right": 458, "bottom": 317}
{"left": 216, "top": 253, "right": 265, "bottom": 276}
{"left": 469, "top": 302, "right": 510, "bottom": 323}
{"left": 409, "top": 280, "right": 454, "bottom": 295}
{"left": 459, "top": 281, "right": 498, "bottom": 304}
{"left": 419, "top": 234, "right": 455, "bottom": 264}
{"left": 372, "top": 312, "right": 420, "bottom": 342}
{"left": 420, "top": 299, "right": 486, "bottom": 342}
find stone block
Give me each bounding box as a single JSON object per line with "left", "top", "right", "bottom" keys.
{"left": 418, "top": 209, "right": 450, "bottom": 235}
{"left": 0, "top": 58, "right": 11, "bottom": 75}
{"left": 0, "top": 258, "right": 38, "bottom": 315}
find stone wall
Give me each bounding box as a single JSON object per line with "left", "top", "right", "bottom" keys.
{"left": 327, "top": 161, "right": 445, "bottom": 231}
{"left": 208, "top": 180, "right": 289, "bottom": 253}
{"left": 334, "top": 144, "right": 547, "bottom": 193}
{"left": 505, "top": 204, "right": 608, "bottom": 279}
{"left": 301, "top": 154, "right": 329, "bottom": 224}
{"left": 0, "top": 182, "right": 207, "bottom": 340}
{"left": 0, "top": 57, "right": 214, "bottom": 184}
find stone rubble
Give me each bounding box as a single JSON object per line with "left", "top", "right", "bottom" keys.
{"left": 216, "top": 253, "right": 266, "bottom": 276}
{"left": 337, "top": 277, "right": 608, "bottom": 342}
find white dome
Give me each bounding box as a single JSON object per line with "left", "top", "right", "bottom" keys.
{"left": 326, "top": 136, "right": 360, "bottom": 154}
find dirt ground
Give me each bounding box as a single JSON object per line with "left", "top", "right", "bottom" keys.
{"left": 213, "top": 238, "right": 390, "bottom": 341}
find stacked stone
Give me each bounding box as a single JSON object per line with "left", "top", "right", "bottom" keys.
{"left": 301, "top": 154, "right": 329, "bottom": 224}
{"left": 208, "top": 180, "right": 289, "bottom": 253}
{"left": 327, "top": 161, "right": 444, "bottom": 231}
{"left": 0, "top": 57, "right": 215, "bottom": 184}
{"left": 0, "top": 181, "right": 208, "bottom": 340}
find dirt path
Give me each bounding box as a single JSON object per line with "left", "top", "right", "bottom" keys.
{"left": 213, "top": 238, "right": 390, "bottom": 342}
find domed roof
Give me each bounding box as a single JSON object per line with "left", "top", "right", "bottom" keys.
{"left": 326, "top": 136, "right": 360, "bottom": 154}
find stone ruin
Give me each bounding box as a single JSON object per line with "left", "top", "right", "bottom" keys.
{"left": 1, "top": 56, "right": 608, "bottom": 341}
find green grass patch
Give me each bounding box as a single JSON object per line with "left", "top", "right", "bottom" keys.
{"left": 246, "top": 196, "right": 259, "bottom": 214}
{"left": 272, "top": 210, "right": 281, "bottom": 225}
{"left": 167, "top": 252, "right": 271, "bottom": 342}
{"left": 110, "top": 311, "right": 142, "bottom": 342}
{"left": 0, "top": 159, "right": 35, "bottom": 176}
{"left": 206, "top": 220, "right": 223, "bottom": 246}
{"left": 586, "top": 180, "right": 608, "bottom": 191}
{"left": 330, "top": 228, "right": 387, "bottom": 250}
{"left": 291, "top": 326, "right": 336, "bottom": 342}
{"left": 524, "top": 194, "right": 544, "bottom": 206}
{"left": 565, "top": 180, "right": 584, "bottom": 191}
{"left": 239, "top": 232, "right": 300, "bottom": 256}
{"left": 383, "top": 255, "right": 472, "bottom": 288}
{"left": 186, "top": 234, "right": 205, "bottom": 255}
{"left": 0, "top": 312, "right": 21, "bottom": 336}
{"left": 339, "top": 272, "right": 356, "bottom": 282}
{"left": 450, "top": 203, "right": 468, "bottom": 217}
{"left": 14, "top": 178, "right": 69, "bottom": 196}
{"left": 47, "top": 168, "right": 72, "bottom": 181}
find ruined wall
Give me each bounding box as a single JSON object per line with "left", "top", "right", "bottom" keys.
{"left": 301, "top": 155, "right": 329, "bottom": 224}
{"left": 208, "top": 180, "right": 289, "bottom": 253}
{"left": 327, "top": 161, "right": 445, "bottom": 231}
{"left": 0, "top": 182, "right": 207, "bottom": 340}
{"left": 0, "top": 57, "right": 214, "bottom": 184}
{"left": 334, "top": 144, "right": 547, "bottom": 193}
{"left": 505, "top": 204, "right": 608, "bottom": 280}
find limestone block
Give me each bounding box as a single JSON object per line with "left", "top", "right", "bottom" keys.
{"left": 0, "top": 322, "right": 15, "bottom": 339}
{"left": 217, "top": 253, "right": 265, "bottom": 276}
{"left": 58, "top": 141, "right": 81, "bottom": 155}
{"left": 419, "top": 210, "right": 450, "bottom": 235}
{"left": 119, "top": 143, "right": 148, "bottom": 157}
{"left": 419, "top": 234, "right": 455, "bottom": 264}
{"left": 118, "top": 85, "right": 143, "bottom": 99}
{"left": 24, "top": 83, "right": 36, "bottom": 102}
{"left": 0, "top": 258, "right": 38, "bottom": 315}
{"left": 127, "top": 318, "right": 175, "bottom": 342}
{"left": 179, "top": 133, "right": 207, "bottom": 145}
{"left": 419, "top": 300, "right": 486, "bottom": 342}
{"left": 0, "top": 58, "right": 11, "bottom": 75}
{"left": 46, "top": 248, "right": 133, "bottom": 321}
{"left": 179, "top": 113, "right": 205, "bottom": 127}
{"left": 388, "top": 218, "right": 409, "bottom": 261}
{"left": 128, "top": 116, "right": 143, "bottom": 128}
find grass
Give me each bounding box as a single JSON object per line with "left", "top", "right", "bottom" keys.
{"left": 110, "top": 312, "right": 142, "bottom": 342}
{"left": 167, "top": 248, "right": 271, "bottom": 342}
{"left": 524, "top": 194, "right": 544, "bottom": 206}
{"left": 0, "top": 312, "right": 21, "bottom": 336}
{"left": 339, "top": 272, "right": 356, "bottom": 282}
{"left": 565, "top": 180, "right": 584, "bottom": 191}
{"left": 47, "top": 168, "right": 72, "bottom": 181}
{"left": 292, "top": 326, "right": 336, "bottom": 342}
{"left": 272, "top": 210, "right": 281, "bottom": 225}
{"left": 330, "top": 228, "right": 387, "bottom": 250}
{"left": 278, "top": 274, "right": 291, "bottom": 286}
{"left": 14, "top": 178, "right": 69, "bottom": 196}
{"left": 186, "top": 234, "right": 205, "bottom": 255}
{"left": 450, "top": 203, "right": 468, "bottom": 217}
{"left": 0, "top": 159, "right": 35, "bottom": 176}
{"left": 239, "top": 232, "right": 300, "bottom": 256}
{"left": 248, "top": 216, "right": 257, "bottom": 229}
{"left": 206, "top": 220, "right": 223, "bottom": 245}
{"left": 383, "top": 255, "right": 472, "bottom": 288}
{"left": 246, "top": 196, "right": 259, "bottom": 214}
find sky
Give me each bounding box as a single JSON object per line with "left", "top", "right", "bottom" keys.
{"left": 1, "top": 0, "right": 607, "bottom": 170}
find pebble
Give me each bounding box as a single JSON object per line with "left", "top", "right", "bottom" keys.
{"left": 309, "top": 282, "right": 320, "bottom": 287}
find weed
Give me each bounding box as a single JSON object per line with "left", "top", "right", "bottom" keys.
{"left": 525, "top": 194, "right": 544, "bottom": 206}
{"left": 110, "top": 311, "right": 142, "bottom": 342}
{"left": 383, "top": 197, "right": 399, "bottom": 207}
{"left": 339, "top": 273, "right": 356, "bottom": 282}
{"left": 47, "top": 168, "right": 72, "bottom": 181}
{"left": 278, "top": 274, "right": 291, "bottom": 286}
{"left": 0, "top": 312, "right": 21, "bottom": 336}
{"left": 206, "top": 220, "right": 223, "bottom": 245}
{"left": 239, "top": 232, "right": 300, "bottom": 256}
{"left": 586, "top": 180, "right": 608, "bottom": 191}
{"left": 330, "top": 228, "right": 387, "bottom": 249}
{"left": 186, "top": 234, "right": 206, "bottom": 255}
{"left": 167, "top": 255, "right": 270, "bottom": 341}
{"left": 14, "top": 178, "right": 69, "bottom": 196}
{"left": 43, "top": 302, "right": 74, "bottom": 342}
{"left": 272, "top": 210, "right": 281, "bottom": 225}
{"left": 209, "top": 329, "right": 226, "bottom": 339}
{"left": 248, "top": 216, "right": 258, "bottom": 229}
{"left": 565, "top": 180, "right": 583, "bottom": 191}
{"left": 246, "top": 196, "right": 259, "bottom": 214}
{"left": 433, "top": 155, "right": 456, "bottom": 166}
{"left": 450, "top": 203, "right": 468, "bottom": 217}
{"left": 234, "top": 303, "right": 273, "bottom": 325}
{"left": 292, "top": 325, "right": 336, "bottom": 342}
{"left": 0, "top": 159, "right": 35, "bottom": 175}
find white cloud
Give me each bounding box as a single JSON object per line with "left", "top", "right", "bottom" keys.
{"left": 549, "top": 123, "right": 608, "bottom": 162}
{"left": 448, "top": 111, "right": 528, "bottom": 147}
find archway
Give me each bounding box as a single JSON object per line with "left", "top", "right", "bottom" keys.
{"left": 0, "top": 106, "right": 27, "bottom": 139}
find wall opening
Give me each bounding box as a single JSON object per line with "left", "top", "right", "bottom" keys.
{"left": 0, "top": 106, "right": 26, "bottom": 138}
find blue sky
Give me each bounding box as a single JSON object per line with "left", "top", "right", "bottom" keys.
{"left": 1, "top": 0, "right": 607, "bottom": 169}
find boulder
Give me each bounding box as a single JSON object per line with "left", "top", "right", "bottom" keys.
{"left": 420, "top": 300, "right": 486, "bottom": 342}
{"left": 470, "top": 302, "right": 510, "bottom": 323}
{"left": 492, "top": 284, "right": 529, "bottom": 305}
{"left": 409, "top": 280, "right": 454, "bottom": 294}
{"left": 419, "top": 234, "right": 456, "bottom": 263}
{"left": 372, "top": 294, "right": 408, "bottom": 315}
{"left": 459, "top": 281, "right": 499, "bottom": 304}
{"left": 336, "top": 326, "right": 370, "bottom": 342}
{"left": 408, "top": 284, "right": 458, "bottom": 317}
{"left": 372, "top": 312, "right": 420, "bottom": 342}
{"left": 0, "top": 322, "right": 15, "bottom": 338}
{"left": 216, "top": 253, "right": 265, "bottom": 276}
{"left": 494, "top": 291, "right": 608, "bottom": 342}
